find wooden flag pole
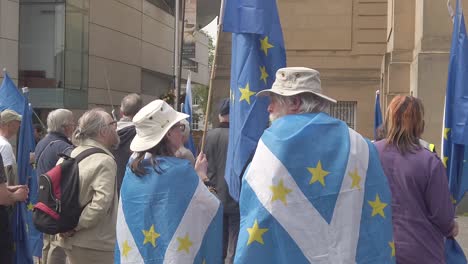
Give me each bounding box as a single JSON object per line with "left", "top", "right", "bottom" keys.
{"left": 200, "top": 0, "right": 226, "bottom": 152}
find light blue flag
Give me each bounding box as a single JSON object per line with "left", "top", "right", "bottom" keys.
{"left": 235, "top": 113, "right": 395, "bottom": 263}
{"left": 0, "top": 72, "right": 24, "bottom": 114}
{"left": 374, "top": 90, "right": 383, "bottom": 140}
{"left": 223, "top": 0, "right": 287, "bottom": 201}
{"left": 182, "top": 72, "right": 197, "bottom": 156}
{"left": 115, "top": 157, "right": 222, "bottom": 263}
{"left": 443, "top": 0, "right": 468, "bottom": 262}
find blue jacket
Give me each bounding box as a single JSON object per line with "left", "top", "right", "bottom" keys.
{"left": 35, "top": 132, "right": 74, "bottom": 176}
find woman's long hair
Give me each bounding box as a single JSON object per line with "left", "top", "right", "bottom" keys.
{"left": 384, "top": 95, "right": 425, "bottom": 154}
{"left": 130, "top": 136, "right": 174, "bottom": 176}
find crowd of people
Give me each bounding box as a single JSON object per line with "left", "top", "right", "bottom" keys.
{"left": 0, "top": 67, "right": 460, "bottom": 263}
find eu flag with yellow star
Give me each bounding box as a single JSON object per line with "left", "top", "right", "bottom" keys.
{"left": 235, "top": 113, "right": 395, "bottom": 263}
{"left": 223, "top": 0, "right": 286, "bottom": 201}
{"left": 115, "top": 157, "right": 222, "bottom": 263}
{"left": 442, "top": 0, "right": 468, "bottom": 262}
{"left": 0, "top": 72, "right": 40, "bottom": 263}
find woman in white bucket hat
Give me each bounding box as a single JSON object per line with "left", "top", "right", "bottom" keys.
{"left": 116, "top": 100, "right": 222, "bottom": 263}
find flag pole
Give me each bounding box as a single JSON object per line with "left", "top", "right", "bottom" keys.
{"left": 200, "top": 0, "right": 226, "bottom": 152}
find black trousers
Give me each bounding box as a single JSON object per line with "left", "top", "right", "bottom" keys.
{"left": 0, "top": 206, "right": 12, "bottom": 264}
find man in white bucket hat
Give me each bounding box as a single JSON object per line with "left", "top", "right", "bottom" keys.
{"left": 234, "top": 67, "right": 394, "bottom": 263}
{"left": 116, "top": 100, "right": 223, "bottom": 263}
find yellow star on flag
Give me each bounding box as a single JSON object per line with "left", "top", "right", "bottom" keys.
{"left": 239, "top": 83, "right": 256, "bottom": 104}
{"left": 444, "top": 128, "right": 451, "bottom": 140}
{"left": 122, "top": 240, "right": 132, "bottom": 258}
{"left": 451, "top": 195, "right": 457, "bottom": 204}
{"left": 260, "top": 66, "right": 269, "bottom": 84}
{"left": 177, "top": 233, "right": 193, "bottom": 253}
{"left": 247, "top": 220, "right": 268, "bottom": 245}
{"left": 349, "top": 168, "right": 362, "bottom": 189}
{"left": 389, "top": 241, "right": 395, "bottom": 257}
{"left": 442, "top": 156, "right": 448, "bottom": 168}
{"left": 270, "top": 179, "right": 292, "bottom": 205}
{"left": 260, "top": 36, "right": 274, "bottom": 56}
{"left": 142, "top": 224, "right": 160, "bottom": 247}
{"left": 202, "top": 259, "right": 207, "bottom": 264}
{"left": 307, "top": 161, "right": 330, "bottom": 186}
{"left": 368, "top": 194, "right": 388, "bottom": 218}
{"left": 27, "top": 202, "right": 34, "bottom": 211}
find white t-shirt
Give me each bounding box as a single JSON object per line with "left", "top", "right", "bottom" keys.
{"left": 0, "top": 136, "right": 16, "bottom": 166}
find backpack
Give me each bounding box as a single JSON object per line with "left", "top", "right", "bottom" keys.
{"left": 33, "top": 148, "right": 106, "bottom": 235}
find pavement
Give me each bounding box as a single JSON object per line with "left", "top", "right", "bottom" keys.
{"left": 457, "top": 216, "right": 468, "bottom": 254}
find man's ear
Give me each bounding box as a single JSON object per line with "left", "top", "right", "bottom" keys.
{"left": 290, "top": 96, "right": 301, "bottom": 113}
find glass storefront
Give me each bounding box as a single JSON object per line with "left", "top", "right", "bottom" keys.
{"left": 19, "top": 0, "right": 89, "bottom": 109}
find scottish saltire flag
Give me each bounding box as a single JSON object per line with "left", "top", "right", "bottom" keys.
{"left": 442, "top": 0, "right": 468, "bottom": 262}
{"left": 182, "top": 71, "right": 197, "bottom": 156}
{"left": 223, "top": 0, "right": 287, "bottom": 201}
{"left": 0, "top": 73, "right": 39, "bottom": 263}
{"left": 374, "top": 90, "right": 383, "bottom": 140}
{"left": 235, "top": 113, "right": 395, "bottom": 264}
{"left": 116, "top": 157, "right": 222, "bottom": 263}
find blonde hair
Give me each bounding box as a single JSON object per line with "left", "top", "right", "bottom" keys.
{"left": 384, "top": 95, "right": 424, "bottom": 154}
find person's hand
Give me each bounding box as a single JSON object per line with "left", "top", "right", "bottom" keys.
{"left": 60, "top": 229, "right": 76, "bottom": 238}
{"left": 8, "top": 185, "right": 29, "bottom": 193}
{"left": 12, "top": 187, "right": 28, "bottom": 202}
{"left": 195, "top": 152, "right": 208, "bottom": 181}
{"left": 450, "top": 221, "right": 459, "bottom": 237}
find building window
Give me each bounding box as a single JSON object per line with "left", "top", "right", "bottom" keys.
{"left": 141, "top": 69, "right": 172, "bottom": 97}
{"left": 327, "top": 101, "right": 357, "bottom": 129}
{"left": 146, "top": 0, "right": 174, "bottom": 15}
{"left": 19, "top": 0, "right": 89, "bottom": 109}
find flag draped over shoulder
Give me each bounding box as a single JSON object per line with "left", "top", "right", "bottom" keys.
{"left": 235, "top": 113, "right": 395, "bottom": 264}
{"left": 374, "top": 90, "right": 383, "bottom": 140}
{"left": 442, "top": 0, "right": 468, "bottom": 262}
{"left": 115, "top": 157, "right": 222, "bottom": 264}
{"left": 182, "top": 72, "right": 197, "bottom": 156}
{"left": 0, "top": 73, "right": 39, "bottom": 263}
{"left": 223, "top": 0, "right": 287, "bottom": 201}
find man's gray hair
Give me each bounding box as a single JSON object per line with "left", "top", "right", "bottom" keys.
{"left": 120, "top": 93, "right": 142, "bottom": 117}
{"left": 272, "top": 92, "right": 330, "bottom": 113}
{"left": 47, "top": 109, "right": 73, "bottom": 134}
{"left": 72, "top": 109, "right": 109, "bottom": 145}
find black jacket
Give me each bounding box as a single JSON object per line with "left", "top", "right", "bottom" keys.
{"left": 204, "top": 122, "right": 239, "bottom": 214}
{"left": 113, "top": 124, "right": 136, "bottom": 194}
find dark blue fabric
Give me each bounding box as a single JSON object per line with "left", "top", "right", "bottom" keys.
{"left": 35, "top": 132, "right": 73, "bottom": 177}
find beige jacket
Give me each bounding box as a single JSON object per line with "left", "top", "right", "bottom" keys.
{"left": 57, "top": 139, "right": 118, "bottom": 251}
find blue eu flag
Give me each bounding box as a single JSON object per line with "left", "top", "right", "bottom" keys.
{"left": 0, "top": 73, "right": 39, "bottom": 263}
{"left": 374, "top": 90, "right": 383, "bottom": 140}
{"left": 182, "top": 72, "right": 197, "bottom": 156}
{"left": 442, "top": 0, "right": 468, "bottom": 262}
{"left": 223, "top": 0, "right": 287, "bottom": 201}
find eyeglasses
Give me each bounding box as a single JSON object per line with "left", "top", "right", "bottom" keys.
{"left": 173, "top": 123, "right": 185, "bottom": 132}
{"left": 107, "top": 121, "right": 117, "bottom": 127}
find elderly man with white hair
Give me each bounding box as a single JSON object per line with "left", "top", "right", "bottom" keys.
{"left": 54, "top": 109, "right": 119, "bottom": 264}
{"left": 35, "top": 108, "right": 76, "bottom": 264}
{"left": 234, "top": 67, "right": 395, "bottom": 263}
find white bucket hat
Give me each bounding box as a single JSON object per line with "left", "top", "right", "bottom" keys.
{"left": 130, "top": 100, "right": 189, "bottom": 152}
{"left": 257, "top": 67, "right": 337, "bottom": 103}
